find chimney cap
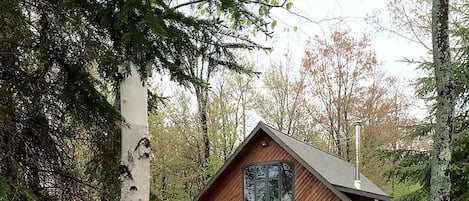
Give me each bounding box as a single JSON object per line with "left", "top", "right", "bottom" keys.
{"left": 354, "top": 180, "right": 361, "bottom": 190}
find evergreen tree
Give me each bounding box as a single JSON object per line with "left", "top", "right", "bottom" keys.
{"left": 0, "top": 0, "right": 289, "bottom": 200}
{"left": 379, "top": 1, "right": 469, "bottom": 200}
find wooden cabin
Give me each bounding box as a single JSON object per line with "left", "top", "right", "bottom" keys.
{"left": 195, "top": 122, "right": 390, "bottom": 201}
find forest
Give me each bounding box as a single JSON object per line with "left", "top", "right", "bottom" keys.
{"left": 0, "top": 0, "right": 468, "bottom": 201}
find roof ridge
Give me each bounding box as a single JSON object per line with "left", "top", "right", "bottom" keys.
{"left": 195, "top": 121, "right": 389, "bottom": 201}
{"left": 262, "top": 122, "right": 353, "bottom": 165}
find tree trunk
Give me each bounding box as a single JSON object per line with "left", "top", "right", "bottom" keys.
{"left": 333, "top": 132, "right": 342, "bottom": 157}
{"left": 431, "top": 0, "right": 454, "bottom": 200}
{"left": 161, "top": 176, "right": 168, "bottom": 201}
{"left": 197, "top": 90, "right": 210, "bottom": 181}
{"left": 119, "top": 62, "right": 150, "bottom": 201}
{"left": 201, "top": 108, "right": 209, "bottom": 166}
{"left": 345, "top": 134, "right": 351, "bottom": 162}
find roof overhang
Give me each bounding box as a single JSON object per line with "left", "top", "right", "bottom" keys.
{"left": 335, "top": 185, "right": 392, "bottom": 201}
{"left": 194, "top": 122, "right": 387, "bottom": 201}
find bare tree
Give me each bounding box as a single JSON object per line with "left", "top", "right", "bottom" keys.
{"left": 257, "top": 57, "right": 309, "bottom": 138}
{"left": 302, "top": 27, "right": 377, "bottom": 161}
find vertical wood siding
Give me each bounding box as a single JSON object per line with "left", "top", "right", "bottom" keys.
{"left": 197, "top": 131, "right": 342, "bottom": 201}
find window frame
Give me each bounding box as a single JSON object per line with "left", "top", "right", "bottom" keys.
{"left": 241, "top": 160, "right": 295, "bottom": 201}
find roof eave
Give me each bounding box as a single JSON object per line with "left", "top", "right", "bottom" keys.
{"left": 334, "top": 185, "right": 392, "bottom": 201}
{"left": 196, "top": 122, "right": 386, "bottom": 201}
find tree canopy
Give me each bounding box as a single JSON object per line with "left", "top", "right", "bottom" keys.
{"left": 2, "top": 0, "right": 468, "bottom": 200}
{"left": 378, "top": 1, "right": 469, "bottom": 200}
{"left": 0, "top": 0, "right": 287, "bottom": 200}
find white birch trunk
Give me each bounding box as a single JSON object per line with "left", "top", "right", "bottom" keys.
{"left": 119, "top": 62, "right": 150, "bottom": 201}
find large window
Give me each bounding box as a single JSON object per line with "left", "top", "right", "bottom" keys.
{"left": 243, "top": 161, "right": 293, "bottom": 201}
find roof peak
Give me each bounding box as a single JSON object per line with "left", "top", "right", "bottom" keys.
{"left": 195, "top": 121, "right": 390, "bottom": 201}
{"left": 258, "top": 121, "right": 389, "bottom": 200}
{"left": 259, "top": 122, "right": 350, "bottom": 163}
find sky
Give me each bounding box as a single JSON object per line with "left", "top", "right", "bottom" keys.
{"left": 264, "top": 0, "right": 429, "bottom": 78}
{"left": 153, "top": 0, "right": 431, "bottom": 121}
{"left": 254, "top": 0, "right": 431, "bottom": 119}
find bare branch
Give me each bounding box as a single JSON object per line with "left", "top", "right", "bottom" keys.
{"left": 172, "top": 0, "right": 205, "bottom": 10}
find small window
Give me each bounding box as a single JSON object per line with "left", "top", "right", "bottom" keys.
{"left": 243, "top": 162, "right": 293, "bottom": 201}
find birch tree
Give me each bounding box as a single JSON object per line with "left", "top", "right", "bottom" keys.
{"left": 430, "top": 0, "right": 454, "bottom": 200}
{"left": 119, "top": 64, "right": 151, "bottom": 201}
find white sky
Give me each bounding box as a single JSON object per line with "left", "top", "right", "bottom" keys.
{"left": 263, "top": 0, "right": 429, "bottom": 78}
{"left": 153, "top": 0, "right": 431, "bottom": 121}
{"left": 252, "top": 0, "right": 431, "bottom": 119}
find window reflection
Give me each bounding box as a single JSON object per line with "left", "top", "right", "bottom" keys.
{"left": 268, "top": 165, "right": 279, "bottom": 201}
{"left": 244, "top": 166, "right": 255, "bottom": 201}
{"left": 256, "top": 165, "right": 266, "bottom": 201}
{"left": 243, "top": 162, "right": 293, "bottom": 201}
{"left": 281, "top": 163, "right": 293, "bottom": 201}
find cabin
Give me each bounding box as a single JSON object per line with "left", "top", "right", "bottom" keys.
{"left": 195, "top": 122, "right": 390, "bottom": 201}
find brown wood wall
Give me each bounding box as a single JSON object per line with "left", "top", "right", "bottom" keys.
{"left": 197, "top": 131, "right": 342, "bottom": 201}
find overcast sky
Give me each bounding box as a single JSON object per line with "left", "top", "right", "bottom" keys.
{"left": 253, "top": 0, "right": 430, "bottom": 119}
{"left": 154, "top": 0, "right": 430, "bottom": 121}
{"left": 262, "top": 0, "right": 429, "bottom": 79}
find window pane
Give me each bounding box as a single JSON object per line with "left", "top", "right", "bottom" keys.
{"left": 244, "top": 166, "right": 255, "bottom": 201}
{"left": 281, "top": 163, "right": 293, "bottom": 201}
{"left": 255, "top": 165, "right": 266, "bottom": 201}
{"left": 268, "top": 165, "right": 280, "bottom": 201}
{"left": 243, "top": 162, "right": 294, "bottom": 201}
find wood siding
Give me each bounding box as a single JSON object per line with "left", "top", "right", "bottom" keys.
{"left": 197, "top": 131, "right": 342, "bottom": 201}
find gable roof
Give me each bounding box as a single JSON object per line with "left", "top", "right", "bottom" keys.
{"left": 195, "top": 122, "right": 391, "bottom": 201}
{"left": 262, "top": 123, "right": 390, "bottom": 200}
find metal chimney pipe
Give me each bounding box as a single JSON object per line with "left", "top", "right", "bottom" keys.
{"left": 353, "top": 121, "right": 361, "bottom": 190}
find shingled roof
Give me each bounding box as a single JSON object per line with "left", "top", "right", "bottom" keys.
{"left": 196, "top": 121, "right": 391, "bottom": 201}
{"left": 262, "top": 122, "right": 390, "bottom": 200}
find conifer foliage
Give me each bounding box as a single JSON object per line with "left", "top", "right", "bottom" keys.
{"left": 0, "top": 0, "right": 285, "bottom": 200}
{"left": 379, "top": 1, "right": 469, "bottom": 200}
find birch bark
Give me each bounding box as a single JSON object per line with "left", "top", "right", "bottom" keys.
{"left": 119, "top": 62, "right": 150, "bottom": 201}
